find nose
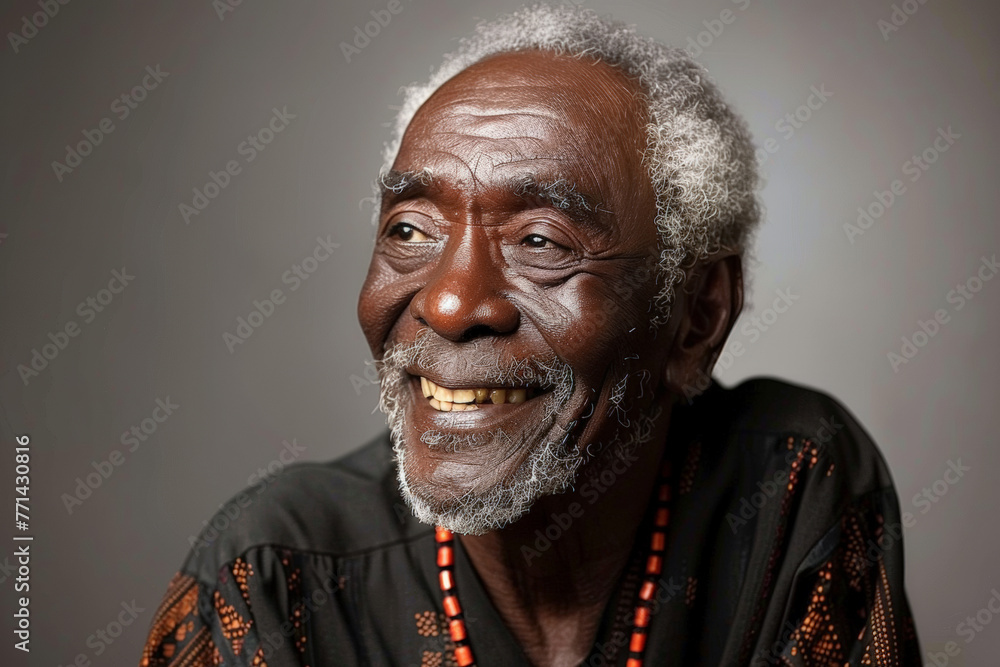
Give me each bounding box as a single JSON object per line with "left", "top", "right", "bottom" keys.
{"left": 409, "top": 231, "right": 520, "bottom": 342}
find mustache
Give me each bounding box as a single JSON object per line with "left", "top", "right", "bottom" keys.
{"left": 376, "top": 332, "right": 574, "bottom": 390}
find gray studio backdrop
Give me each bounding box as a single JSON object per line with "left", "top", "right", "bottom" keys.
{"left": 1, "top": 0, "right": 998, "bottom": 664}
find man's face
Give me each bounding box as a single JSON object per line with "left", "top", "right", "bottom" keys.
{"left": 358, "top": 50, "right": 671, "bottom": 534}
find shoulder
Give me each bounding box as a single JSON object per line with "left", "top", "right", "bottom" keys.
{"left": 181, "top": 430, "right": 428, "bottom": 583}
{"left": 683, "top": 376, "right": 899, "bottom": 500}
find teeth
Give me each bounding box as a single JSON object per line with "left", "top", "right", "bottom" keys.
{"left": 419, "top": 377, "right": 537, "bottom": 411}
{"left": 452, "top": 389, "right": 476, "bottom": 404}
{"left": 427, "top": 397, "right": 477, "bottom": 412}
{"left": 432, "top": 384, "right": 454, "bottom": 403}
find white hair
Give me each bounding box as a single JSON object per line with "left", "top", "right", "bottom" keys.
{"left": 380, "top": 3, "right": 761, "bottom": 322}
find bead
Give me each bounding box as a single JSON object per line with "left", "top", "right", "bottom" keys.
{"left": 639, "top": 580, "right": 656, "bottom": 601}
{"left": 436, "top": 462, "right": 673, "bottom": 667}
{"left": 443, "top": 595, "right": 461, "bottom": 617}
{"left": 455, "top": 645, "right": 475, "bottom": 666}
{"left": 650, "top": 531, "right": 665, "bottom": 551}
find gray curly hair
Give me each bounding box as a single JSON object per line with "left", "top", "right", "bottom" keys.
{"left": 379, "top": 3, "right": 760, "bottom": 322}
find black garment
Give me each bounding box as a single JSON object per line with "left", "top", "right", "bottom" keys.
{"left": 139, "top": 378, "right": 921, "bottom": 666}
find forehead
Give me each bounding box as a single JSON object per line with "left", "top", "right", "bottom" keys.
{"left": 392, "top": 50, "right": 653, "bottom": 205}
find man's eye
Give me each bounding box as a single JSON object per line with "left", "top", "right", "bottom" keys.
{"left": 523, "top": 234, "right": 557, "bottom": 249}
{"left": 389, "top": 222, "right": 431, "bottom": 243}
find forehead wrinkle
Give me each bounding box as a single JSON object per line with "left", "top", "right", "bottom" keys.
{"left": 444, "top": 109, "right": 560, "bottom": 121}
{"left": 424, "top": 132, "right": 549, "bottom": 168}
{"left": 394, "top": 53, "right": 656, "bottom": 241}
{"left": 407, "top": 87, "right": 648, "bottom": 206}
{"left": 422, "top": 89, "right": 562, "bottom": 118}
{"left": 437, "top": 114, "right": 629, "bottom": 201}
{"left": 433, "top": 131, "right": 612, "bottom": 203}
{"left": 445, "top": 55, "right": 649, "bottom": 132}
{"left": 405, "top": 143, "right": 551, "bottom": 197}
{"left": 429, "top": 115, "right": 563, "bottom": 145}
{"left": 432, "top": 130, "right": 549, "bottom": 143}
{"left": 489, "top": 156, "right": 565, "bottom": 174}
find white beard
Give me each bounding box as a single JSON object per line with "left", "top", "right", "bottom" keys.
{"left": 376, "top": 334, "right": 662, "bottom": 535}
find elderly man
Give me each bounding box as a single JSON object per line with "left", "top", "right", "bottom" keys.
{"left": 141, "top": 6, "right": 919, "bottom": 666}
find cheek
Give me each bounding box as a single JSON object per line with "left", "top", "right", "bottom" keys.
{"left": 516, "top": 273, "right": 656, "bottom": 378}
{"left": 358, "top": 260, "right": 418, "bottom": 354}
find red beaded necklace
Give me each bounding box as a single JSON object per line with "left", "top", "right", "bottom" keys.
{"left": 435, "top": 460, "right": 672, "bottom": 667}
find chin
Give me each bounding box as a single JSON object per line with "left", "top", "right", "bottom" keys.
{"left": 375, "top": 334, "right": 661, "bottom": 535}
{"left": 387, "top": 390, "right": 586, "bottom": 535}
{"left": 398, "top": 464, "right": 553, "bottom": 536}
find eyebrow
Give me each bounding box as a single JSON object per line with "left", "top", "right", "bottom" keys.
{"left": 377, "top": 168, "right": 435, "bottom": 205}
{"left": 506, "top": 175, "right": 608, "bottom": 230}
{"left": 377, "top": 169, "right": 610, "bottom": 231}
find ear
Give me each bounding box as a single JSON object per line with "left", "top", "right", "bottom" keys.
{"left": 662, "top": 252, "right": 744, "bottom": 398}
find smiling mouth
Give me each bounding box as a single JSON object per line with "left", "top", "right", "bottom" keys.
{"left": 417, "top": 376, "right": 545, "bottom": 412}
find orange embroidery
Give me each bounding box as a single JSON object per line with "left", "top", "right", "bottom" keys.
{"left": 140, "top": 573, "right": 201, "bottom": 667}
{"left": 214, "top": 590, "right": 252, "bottom": 656}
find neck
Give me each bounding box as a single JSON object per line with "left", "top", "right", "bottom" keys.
{"left": 459, "top": 402, "right": 673, "bottom": 667}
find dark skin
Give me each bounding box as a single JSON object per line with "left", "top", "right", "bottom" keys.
{"left": 358, "top": 50, "right": 743, "bottom": 667}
